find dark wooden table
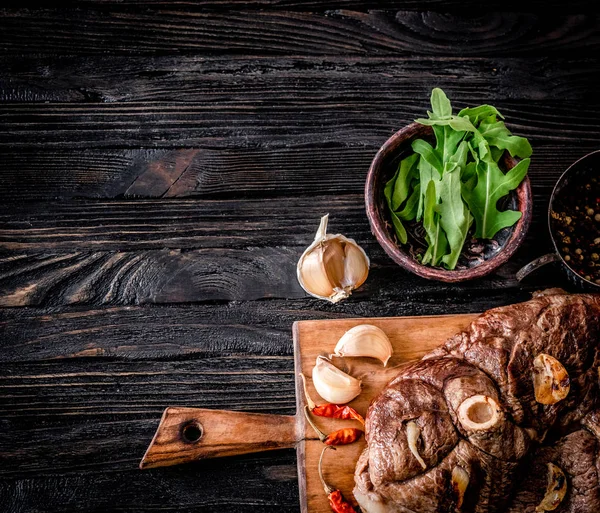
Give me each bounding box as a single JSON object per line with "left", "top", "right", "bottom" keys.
{"left": 0, "top": 3, "right": 598, "bottom": 512}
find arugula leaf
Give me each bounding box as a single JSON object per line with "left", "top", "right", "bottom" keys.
{"left": 385, "top": 88, "right": 532, "bottom": 268}
{"left": 397, "top": 185, "right": 420, "bottom": 221}
{"left": 412, "top": 139, "right": 443, "bottom": 173}
{"left": 390, "top": 209, "right": 408, "bottom": 243}
{"left": 415, "top": 115, "right": 477, "bottom": 133}
{"left": 438, "top": 168, "right": 473, "bottom": 270}
{"left": 429, "top": 88, "right": 452, "bottom": 120}
{"left": 477, "top": 119, "right": 532, "bottom": 159}
{"left": 458, "top": 105, "right": 504, "bottom": 125}
{"left": 384, "top": 168, "right": 408, "bottom": 244}
{"left": 416, "top": 157, "right": 440, "bottom": 220}
{"left": 431, "top": 125, "right": 467, "bottom": 187}
{"left": 462, "top": 156, "right": 530, "bottom": 239}
{"left": 462, "top": 161, "right": 478, "bottom": 189}
{"left": 422, "top": 180, "right": 448, "bottom": 266}
{"left": 392, "top": 153, "right": 419, "bottom": 210}
{"left": 437, "top": 144, "right": 473, "bottom": 269}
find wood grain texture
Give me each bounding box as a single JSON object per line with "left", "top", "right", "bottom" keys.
{"left": 0, "top": 10, "right": 598, "bottom": 57}
{"left": 0, "top": 145, "right": 593, "bottom": 202}
{"left": 140, "top": 407, "right": 298, "bottom": 468}
{"left": 3, "top": 55, "right": 599, "bottom": 104}
{"left": 2, "top": 100, "right": 600, "bottom": 149}
{"left": 0, "top": 185, "right": 565, "bottom": 308}
{"left": 0, "top": 454, "right": 301, "bottom": 512}
{"left": 4, "top": 0, "right": 598, "bottom": 11}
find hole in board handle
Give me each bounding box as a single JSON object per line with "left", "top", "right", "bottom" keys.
{"left": 181, "top": 421, "right": 203, "bottom": 443}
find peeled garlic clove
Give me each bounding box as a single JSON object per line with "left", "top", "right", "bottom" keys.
{"left": 406, "top": 421, "right": 427, "bottom": 470}
{"left": 333, "top": 324, "right": 392, "bottom": 366}
{"left": 536, "top": 463, "right": 567, "bottom": 512}
{"left": 533, "top": 354, "right": 570, "bottom": 405}
{"left": 297, "top": 215, "right": 369, "bottom": 303}
{"left": 312, "top": 355, "right": 361, "bottom": 405}
{"left": 451, "top": 466, "right": 469, "bottom": 509}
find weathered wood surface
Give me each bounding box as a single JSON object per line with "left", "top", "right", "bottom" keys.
{"left": 1, "top": 10, "right": 598, "bottom": 56}
{"left": 0, "top": 2, "right": 597, "bottom": 512}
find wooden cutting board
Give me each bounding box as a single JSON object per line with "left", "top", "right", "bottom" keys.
{"left": 140, "top": 313, "right": 479, "bottom": 512}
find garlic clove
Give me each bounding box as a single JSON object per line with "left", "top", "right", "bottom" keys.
{"left": 312, "top": 355, "right": 362, "bottom": 405}
{"left": 333, "top": 324, "right": 393, "bottom": 366}
{"left": 341, "top": 241, "right": 369, "bottom": 290}
{"left": 297, "top": 215, "right": 369, "bottom": 303}
{"left": 298, "top": 246, "right": 336, "bottom": 298}
{"left": 533, "top": 354, "right": 570, "bottom": 405}
{"left": 451, "top": 466, "right": 469, "bottom": 509}
{"left": 536, "top": 463, "right": 567, "bottom": 512}
{"left": 406, "top": 420, "right": 427, "bottom": 470}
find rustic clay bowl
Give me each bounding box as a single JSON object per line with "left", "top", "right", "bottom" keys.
{"left": 365, "top": 123, "right": 532, "bottom": 282}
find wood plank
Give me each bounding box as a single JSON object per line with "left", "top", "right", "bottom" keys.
{"left": 3, "top": 55, "right": 599, "bottom": 104}
{"left": 1, "top": 99, "right": 598, "bottom": 149}
{"left": 0, "top": 457, "right": 300, "bottom": 512}
{"left": 4, "top": 0, "right": 597, "bottom": 11}
{"left": 0, "top": 239, "right": 564, "bottom": 307}
{"left": 0, "top": 145, "right": 590, "bottom": 201}
{"left": 294, "top": 314, "right": 478, "bottom": 512}
{"left": 0, "top": 187, "right": 556, "bottom": 252}
{"left": 0, "top": 186, "right": 568, "bottom": 306}
{"left": 0, "top": 10, "right": 598, "bottom": 57}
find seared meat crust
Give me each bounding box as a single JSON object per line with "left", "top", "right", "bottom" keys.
{"left": 355, "top": 292, "right": 600, "bottom": 513}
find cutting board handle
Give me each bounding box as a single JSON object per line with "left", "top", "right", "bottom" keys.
{"left": 139, "top": 407, "right": 298, "bottom": 469}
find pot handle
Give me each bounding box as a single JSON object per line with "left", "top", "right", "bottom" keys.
{"left": 516, "top": 253, "right": 561, "bottom": 282}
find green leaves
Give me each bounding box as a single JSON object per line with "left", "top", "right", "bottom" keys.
{"left": 463, "top": 156, "right": 530, "bottom": 239}
{"left": 429, "top": 88, "right": 452, "bottom": 120}
{"left": 391, "top": 153, "right": 418, "bottom": 210}
{"left": 422, "top": 180, "right": 448, "bottom": 266}
{"left": 385, "top": 87, "right": 532, "bottom": 270}
{"left": 438, "top": 153, "right": 473, "bottom": 269}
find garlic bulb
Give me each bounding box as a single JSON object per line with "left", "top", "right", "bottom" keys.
{"left": 297, "top": 215, "right": 369, "bottom": 303}
{"left": 312, "top": 355, "right": 362, "bottom": 404}
{"left": 333, "top": 324, "right": 393, "bottom": 366}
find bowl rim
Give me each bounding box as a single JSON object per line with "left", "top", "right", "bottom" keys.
{"left": 365, "top": 122, "right": 533, "bottom": 283}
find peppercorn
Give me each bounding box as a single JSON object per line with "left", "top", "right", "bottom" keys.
{"left": 551, "top": 169, "right": 599, "bottom": 285}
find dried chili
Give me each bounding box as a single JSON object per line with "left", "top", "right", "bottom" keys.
{"left": 319, "top": 446, "right": 358, "bottom": 513}
{"left": 312, "top": 404, "right": 365, "bottom": 424}
{"left": 324, "top": 427, "right": 363, "bottom": 446}
{"left": 300, "top": 373, "right": 365, "bottom": 425}
{"left": 304, "top": 406, "right": 364, "bottom": 446}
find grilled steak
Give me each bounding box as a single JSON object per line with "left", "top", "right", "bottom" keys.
{"left": 354, "top": 291, "right": 600, "bottom": 513}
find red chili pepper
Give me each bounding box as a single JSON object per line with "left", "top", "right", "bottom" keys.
{"left": 312, "top": 403, "right": 365, "bottom": 424}
{"left": 319, "top": 447, "right": 358, "bottom": 513}
{"left": 304, "top": 406, "right": 364, "bottom": 446}
{"left": 299, "top": 373, "right": 365, "bottom": 425}
{"left": 324, "top": 427, "right": 363, "bottom": 446}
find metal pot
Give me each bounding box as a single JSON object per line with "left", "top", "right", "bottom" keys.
{"left": 517, "top": 150, "right": 600, "bottom": 290}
